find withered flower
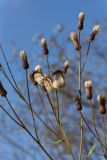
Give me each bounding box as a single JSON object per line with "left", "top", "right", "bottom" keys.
{"left": 43, "top": 75, "right": 55, "bottom": 92}
{"left": 75, "top": 95, "right": 82, "bottom": 111}
{"left": 70, "top": 32, "right": 81, "bottom": 51}
{"left": 97, "top": 95, "right": 106, "bottom": 114}
{"left": 20, "top": 50, "right": 29, "bottom": 69}
{"left": 35, "top": 65, "right": 42, "bottom": 73}
{"left": 52, "top": 70, "right": 65, "bottom": 89}
{"left": 84, "top": 80, "right": 92, "bottom": 100}
{"left": 41, "top": 38, "right": 49, "bottom": 55}
{"left": 64, "top": 60, "right": 70, "bottom": 73}
{"left": 78, "top": 12, "right": 85, "bottom": 30}
{"left": 0, "top": 81, "right": 7, "bottom": 97}
{"left": 89, "top": 25, "right": 100, "bottom": 41}
{"left": 29, "top": 72, "right": 37, "bottom": 85}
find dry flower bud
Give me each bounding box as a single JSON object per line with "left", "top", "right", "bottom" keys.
{"left": 20, "top": 50, "right": 29, "bottom": 69}
{"left": 84, "top": 80, "right": 92, "bottom": 100}
{"left": 89, "top": 25, "right": 100, "bottom": 41}
{"left": 93, "top": 25, "right": 100, "bottom": 33}
{"left": 41, "top": 38, "right": 49, "bottom": 55}
{"left": 52, "top": 70, "right": 65, "bottom": 89}
{"left": 98, "top": 95, "right": 106, "bottom": 114}
{"left": 0, "top": 81, "right": 7, "bottom": 97}
{"left": 97, "top": 95, "right": 106, "bottom": 106}
{"left": 70, "top": 32, "right": 81, "bottom": 51}
{"left": 75, "top": 95, "right": 82, "bottom": 111}
{"left": 64, "top": 60, "right": 70, "bottom": 73}
{"left": 35, "top": 65, "right": 42, "bottom": 73}
{"left": 78, "top": 12, "right": 85, "bottom": 30}
{"left": 43, "top": 75, "right": 54, "bottom": 92}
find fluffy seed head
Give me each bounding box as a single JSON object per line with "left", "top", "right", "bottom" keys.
{"left": 89, "top": 25, "right": 100, "bottom": 41}
{"left": 84, "top": 80, "right": 92, "bottom": 89}
{"left": 41, "top": 38, "right": 49, "bottom": 55}
{"left": 43, "top": 75, "right": 55, "bottom": 92}
{"left": 97, "top": 95, "right": 106, "bottom": 105}
{"left": 20, "top": 50, "right": 29, "bottom": 69}
{"left": 78, "top": 12, "right": 85, "bottom": 30}
{"left": 52, "top": 70, "right": 65, "bottom": 89}
{"left": 70, "top": 32, "right": 81, "bottom": 51}
{"left": 35, "top": 65, "right": 42, "bottom": 73}
{"left": 64, "top": 60, "right": 70, "bottom": 73}
{"left": 93, "top": 25, "right": 100, "bottom": 33}
{"left": 41, "top": 38, "right": 47, "bottom": 47}
{"left": 78, "top": 12, "right": 85, "bottom": 21}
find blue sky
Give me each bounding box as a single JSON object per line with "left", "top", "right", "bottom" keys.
{"left": 0, "top": 0, "right": 107, "bottom": 51}
{"left": 0, "top": 0, "right": 107, "bottom": 160}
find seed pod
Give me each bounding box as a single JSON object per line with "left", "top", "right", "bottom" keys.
{"left": 20, "top": 50, "right": 29, "bottom": 69}
{"left": 78, "top": 12, "right": 85, "bottom": 30}
{"left": 64, "top": 61, "right": 70, "bottom": 73}
{"left": 0, "top": 81, "right": 7, "bottom": 97}
{"left": 41, "top": 38, "right": 49, "bottom": 55}
{"left": 52, "top": 70, "right": 65, "bottom": 89}
{"left": 75, "top": 95, "right": 82, "bottom": 111}
{"left": 97, "top": 95, "right": 106, "bottom": 114}
{"left": 43, "top": 75, "right": 55, "bottom": 92}
{"left": 89, "top": 25, "right": 100, "bottom": 41}
{"left": 70, "top": 32, "right": 81, "bottom": 51}
{"left": 84, "top": 80, "right": 92, "bottom": 100}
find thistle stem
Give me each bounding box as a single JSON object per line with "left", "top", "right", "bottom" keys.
{"left": 26, "top": 69, "right": 39, "bottom": 141}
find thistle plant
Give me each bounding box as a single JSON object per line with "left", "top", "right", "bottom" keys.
{"left": 0, "top": 12, "right": 107, "bottom": 160}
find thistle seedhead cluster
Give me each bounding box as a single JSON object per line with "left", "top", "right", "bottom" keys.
{"left": 30, "top": 66, "right": 66, "bottom": 92}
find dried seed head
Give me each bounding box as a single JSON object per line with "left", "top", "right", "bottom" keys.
{"left": 20, "top": 50, "right": 29, "bottom": 69}
{"left": 99, "top": 105, "right": 106, "bottom": 114}
{"left": 70, "top": 32, "right": 81, "bottom": 51}
{"left": 93, "top": 25, "right": 100, "bottom": 33}
{"left": 84, "top": 80, "right": 92, "bottom": 100}
{"left": 29, "top": 72, "right": 37, "bottom": 85}
{"left": 89, "top": 25, "right": 100, "bottom": 41}
{"left": 0, "top": 81, "right": 7, "bottom": 97}
{"left": 97, "top": 95, "right": 106, "bottom": 106}
{"left": 33, "top": 72, "right": 44, "bottom": 85}
{"left": 97, "top": 95, "right": 106, "bottom": 114}
{"left": 35, "top": 65, "right": 42, "bottom": 73}
{"left": 41, "top": 38, "right": 49, "bottom": 55}
{"left": 43, "top": 75, "right": 55, "bottom": 92}
{"left": 78, "top": 12, "right": 85, "bottom": 30}
{"left": 52, "top": 70, "right": 65, "bottom": 89}
{"left": 64, "top": 60, "right": 70, "bottom": 73}
{"left": 84, "top": 80, "right": 92, "bottom": 89}
{"left": 75, "top": 95, "right": 82, "bottom": 111}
